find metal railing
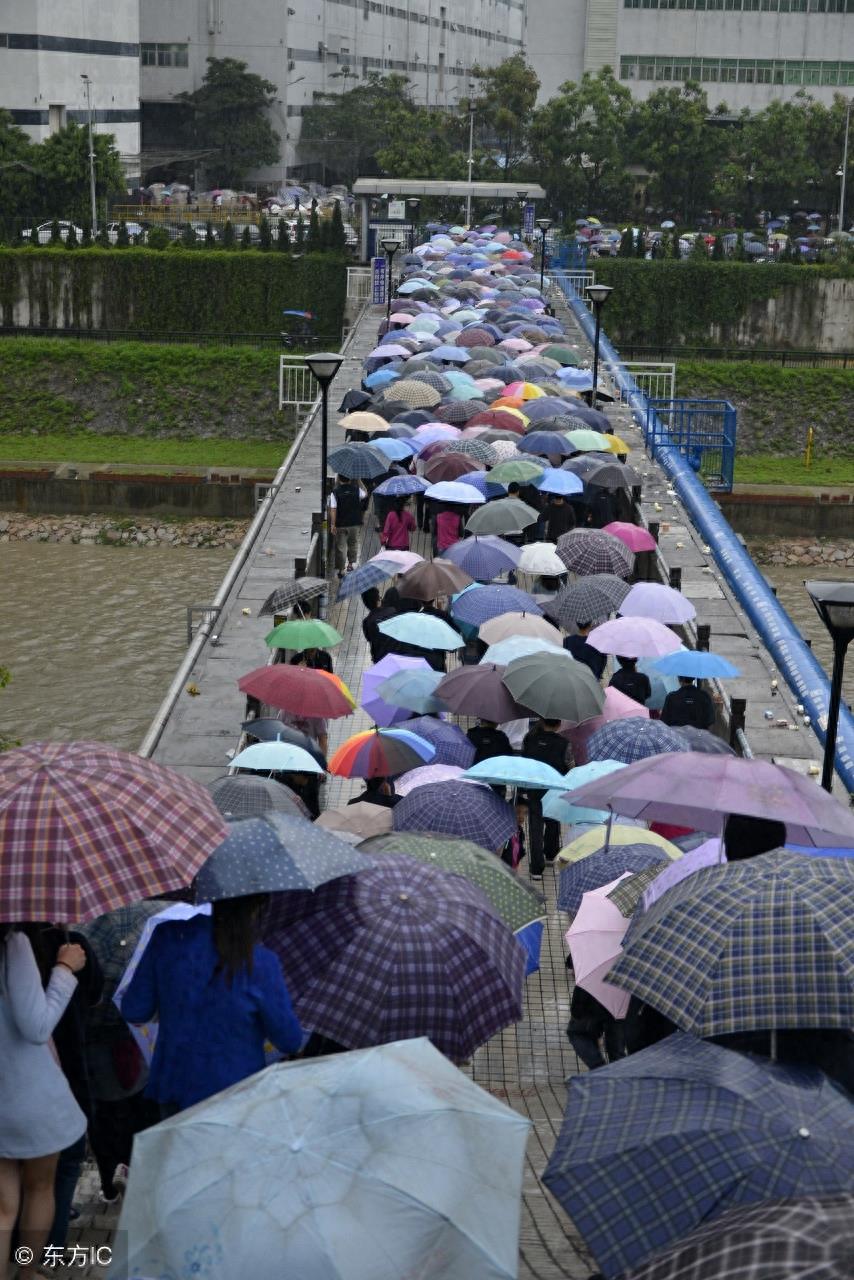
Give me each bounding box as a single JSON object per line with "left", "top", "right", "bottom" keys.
{"left": 278, "top": 355, "right": 320, "bottom": 418}
{"left": 620, "top": 361, "right": 676, "bottom": 405}
{"left": 645, "top": 398, "right": 738, "bottom": 493}
{"left": 0, "top": 326, "right": 341, "bottom": 350}
{"left": 614, "top": 344, "right": 854, "bottom": 368}
{"left": 346, "top": 267, "right": 373, "bottom": 302}
{"left": 550, "top": 269, "right": 596, "bottom": 306}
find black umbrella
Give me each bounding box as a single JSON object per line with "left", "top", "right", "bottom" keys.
{"left": 259, "top": 577, "right": 327, "bottom": 616}
{"left": 339, "top": 389, "right": 373, "bottom": 413}
{"left": 207, "top": 774, "right": 312, "bottom": 820}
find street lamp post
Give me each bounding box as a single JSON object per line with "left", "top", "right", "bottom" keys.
{"left": 306, "top": 352, "right": 345, "bottom": 595}
{"left": 80, "top": 74, "right": 98, "bottom": 236}
{"left": 838, "top": 99, "right": 852, "bottom": 233}
{"left": 407, "top": 198, "right": 420, "bottom": 251}
{"left": 805, "top": 579, "right": 854, "bottom": 791}
{"left": 586, "top": 283, "right": 614, "bottom": 408}
{"left": 516, "top": 190, "right": 528, "bottom": 240}
{"left": 380, "top": 234, "right": 400, "bottom": 326}
{"left": 465, "top": 80, "right": 476, "bottom": 227}
{"left": 536, "top": 216, "right": 552, "bottom": 294}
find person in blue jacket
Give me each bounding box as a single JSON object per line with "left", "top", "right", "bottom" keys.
{"left": 121, "top": 895, "right": 302, "bottom": 1115}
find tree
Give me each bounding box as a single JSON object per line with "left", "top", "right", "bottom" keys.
{"left": 182, "top": 221, "right": 197, "bottom": 248}
{"left": 115, "top": 219, "right": 130, "bottom": 248}
{"left": 294, "top": 215, "right": 305, "bottom": 249}
{"left": 38, "top": 123, "right": 125, "bottom": 224}
{"left": 277, "top": 219, "right": 291, "bottom": 251}
{"left": 471, "top": 54, "right": 539, "bottom": 178}
{"left": 689, "top": 233, "right": 708, "bottom": 260}
{"left": 222, "top": 218, "right": 236, "bottom": 249}
{"left": 0, "top": 111, "right": 40, "bottom": 239}
{"left": 49, "top": 217, "right": 62, "bottom": 244}
{"left": 0, "top": 665, "right": 18, "bottom": 753}
{"left": 307, "top": 200, "right": 320, "bottom": 251}
{"left": 205, "top": 220, "right": 217, "bottom": 248}
{"left": 80, "top": 221, "right": 92, "bottom": 248}
{"left": 241, "top": 224, "right": 252, "bottom": 249}
{"left": 177, "top": 57, "right": 279, "bottom": 186}
{"left": 147, "top": 225, "right": 169, "bottom": 250}
{"left": 618, "top": 226, "right": 634, "bottom": 257}
{"left": 329, "top": 200, "right": 346, "bottom": 252}
{"left": 529, "top": 69, "right": 633, "bottom": 218}
{"left": 633, "top": 84, "right": 727, "bottom": 224}
{"left": 712, "top": 233, "right": 724, "bottom": 260}
{"left": 64, "top": 222, "right": 78, "bottom": 249}
{"left": 258, "top": 213, "right": 272, "bottom": 250}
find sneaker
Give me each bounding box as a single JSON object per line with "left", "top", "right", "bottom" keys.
{"left": 98, "top": 1190, "right": 121, "bottom": 1208}
{"left": 530, "top": 873, "right": 544, "bottom": 881}
{"left": 113, "top": 1163, "right": 129, "bottom": 1194}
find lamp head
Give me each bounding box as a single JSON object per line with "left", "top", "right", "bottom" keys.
{"left": 805, "top": 580, "right": 854, "bottom": 645}
{"left": 587, "top": 283, "right": 614, "bottom": 307}
{"left": 380, "top": 235, "right": 400, "bottom": 256}
{"left": 536, "top": 217, "right": 553, "bottom": 233}
{"left": 305, "top": 352, "right": 344, "bottom": 387}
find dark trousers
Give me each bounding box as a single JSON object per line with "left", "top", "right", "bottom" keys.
{"left": 567, "top": 994, "right": 626, "bottom": 1070}
{"left": 49, "top": 1133, "right": 88, "bottom": 1246}
{"left": 527, "top": 794, "right": 560, "bottom": 875}
{"left": 89, "top": 1093, "right": 160, "bottom": 1199}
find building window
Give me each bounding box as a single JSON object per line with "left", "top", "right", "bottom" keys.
{"left": 141, "top": 43, "right": 188, "bottom": 68}
{"left": 48, "top": 103, "right": 66, "bottom": 133}
{"left": 619, "top": 54, "right": 854, "bottom": 85}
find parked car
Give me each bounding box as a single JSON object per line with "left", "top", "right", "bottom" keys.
{"left": 106, "top": 221, "right": 145, "bottom": 244}
{"left": 21, "top": 220, "right": 84, "bottom": 244}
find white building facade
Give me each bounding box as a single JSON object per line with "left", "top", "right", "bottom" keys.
{"left": 529, "top": 0, "right": 854, "bottom": 107}
{"left": 0, "top": 0, "right": 141, "bottom": 157}
{"left": 139, "top": 0, "right": 528, "bottom": 183}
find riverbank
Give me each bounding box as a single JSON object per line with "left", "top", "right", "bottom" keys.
{"left": 749, "top": 535, "right": 854, "bottom": 569}
{"left": 0, "top": 512, "right": 249, "bottom": 547}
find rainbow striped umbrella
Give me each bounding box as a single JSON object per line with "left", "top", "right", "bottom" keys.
{"left": 328, "top": 728, "right": 436, "bottom": 779}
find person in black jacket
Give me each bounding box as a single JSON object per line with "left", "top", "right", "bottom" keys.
{"left": 467, "top": 720, "right": 512, "bottom": 766}
{"left": 288, "top": 647, "right": 333, "bottom": 674}
{"left": 346, "top": 777, "right": 400, "bottom": 808}
{"left": 661, "top": 676, "right": 715, "bottom": 729}
{"left": 545, "top": 494, "right": 575, "bottom": 544}
{"left": 522, "top": 718, "right": 569, "bottom": 877}
{"left": 609, "top": 656, "right": 651, "bottom": 708}
{"left": 329, "top": 475, "right": 364, "bottom": 576}
{"left": 564, "top": 622, "right": 607, "bottom": 681}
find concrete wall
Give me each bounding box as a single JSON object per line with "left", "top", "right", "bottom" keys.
{"left": 718, "top": 490, "right": 854, "bottom": 539}
{"left": 0, "top": 472, "right": 261, "bottom": 518}
{"left": 709, "top": 277, "right": 854, "bottom": 353}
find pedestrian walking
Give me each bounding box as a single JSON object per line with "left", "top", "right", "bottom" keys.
{"left": 609, "top": 657, "right": 651, "bottom": 708}
{"left": 661, "top": 676, "right": 715, "bottom": 729}
{"left": 380, "top": 498, "right": 416, "bottom": 552}
{"left": 566, "top": 984, "right": 625, "bottom": 1070}
{"left": 329, "top": 474, "right": 366, "bottom": 577}
{"left": 563, "top": 621, "right": 607, "bottom": 681}
{"left": 522, "top": 718, "right": 569, "bottom": 878}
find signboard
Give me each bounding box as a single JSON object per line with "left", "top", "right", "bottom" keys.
{"left": 371, "top": 256, "right": 387, "bottom": 305}
{"left": 388, "top": 199, "right": 406, "bottom": 220}
{"left": 523, "top": 202, "right": 535, "bottom": 236}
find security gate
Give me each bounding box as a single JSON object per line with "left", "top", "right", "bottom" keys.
{"left": 646, "top": 398, "right": 737, "bottom": 492}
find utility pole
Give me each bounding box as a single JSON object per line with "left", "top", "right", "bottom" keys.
{"left": 465, "top": 80, "right": 476, "bottom": 228}
{"left": 838, "top": 98, "right": 852, "bottom": 234}
{"left": 81, "top": 74, "right": 97, "bottom": 236}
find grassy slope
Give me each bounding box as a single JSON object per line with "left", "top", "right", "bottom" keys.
{"left": 0, "top": 433, "right": 284, "bottom": 468}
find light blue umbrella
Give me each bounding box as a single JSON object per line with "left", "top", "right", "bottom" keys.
{"left": 433, "top": 345, "right": 471, "bottom": 363}
{"left": 464, "top": 755, "right": 567, "bottom": 791}
{"left": 653, "top": 650, "right": 741, "bottom": 679}
{"left": 372, "top": 436, "right": 418, "bottom": 461}
{"left": 378, "top": 668, "right": 447, "bottom": 714}
{"left": 637, "top": 656, "right": 681, "bottom": 711}
{"left": 482, "top": 636, "right": 566, "bottom": 665}
{"left": 378, "top": 613, "right": 465, "bottom": 651}
{"left": 229, "top": 742, "right": 325, "bottom": 774}
{"left": 542, "top": 759, "right": 627, "bottom": 825}
{"left": 112, "top": 1037, "right": 531, "bottom": 1280}
{"left": 335, "top": 561, "right": 395, "bottom": 601}
{"left": 364, "top": 368, "right": 401, "bottom": 390}
{"left": 533, "top": 468, "right": 584, "bottom": 496}
{"left": 423, "top": 480, "right": 485, "bottom": 504}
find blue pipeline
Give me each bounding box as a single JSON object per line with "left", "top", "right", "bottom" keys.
{"left": 555, "top": 277, "right": 854, "bottom": 794}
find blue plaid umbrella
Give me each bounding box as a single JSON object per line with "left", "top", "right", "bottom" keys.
{"left": 393, "top": 780, "right": 516, "bottom": 852}
{"left": 193, "top": 816, "right": 373, "bottom": 902}
{"left": 611, "top": 849, "right": 854, "bottom": 1035}
{"left": 327, "top": 444, "right": 389, "bottom": 480}
{"left": 404, "top": 716, "right": 476, "bottom": 768}
{"left": 456, "top": 469, "right": 507, "bottom": 500}
{"left": 587, "top": 718, "right": 689, "bottom": 765}
{"left": 335, "top": 561, "right": 395, "bottom": 601}
{"left": 544, "top": 1032, "right": 854, "bottom": 1279}
{"left": 440, "top": 536, "right": 520, "bottom": 581}
{"left": 450, "top": 584, "right": 543, "bottom": 627}
{"left": 374, "top": 474, "right": 429, "bottom": 497}
{"left": 557, "top": 842, "right": 670, "bottom": 914}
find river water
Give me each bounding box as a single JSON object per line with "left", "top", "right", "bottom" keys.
{"left": 0, "top": 544, "right": 233, "bottom": 751}
{"left": 0, "top": 545, "right": 851, "bottom": 752}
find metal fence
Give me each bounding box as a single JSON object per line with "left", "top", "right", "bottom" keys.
{"left": 617, "top": 344, "right": 854, "bottom": 368}
{"left": 278, "top": 355, "right": 320, "bottom": 417}
{"left": 549, "top": 269, "right": 596, "bottom": 306}
{"left": 0, "top": 326, "right": 340, "bottom": 350}
{"left": 645, "top": 398, "right": 738, "bottom": 492}
{"left": 620, "top": 361, "right": 676, "bottom": 404}
{"left": 346, "top": 267, "right": 373, "bottom": 302}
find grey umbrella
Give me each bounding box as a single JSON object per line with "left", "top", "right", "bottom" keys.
{"left": 259, "top": 577, "right": 326, "bottom": 616}
{"left": 551, "top": 575, "right": 631, "bottom": 628}
{"left": 327, "top": 443, "right": 389, "bottom": 480}
{"left": 207, "top": 774, "right": 311, "bottom": 820}
{"left": 465, "top": 497, "right": 539, "bottom": 536}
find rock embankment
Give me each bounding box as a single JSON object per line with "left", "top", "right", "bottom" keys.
{"left": 0, "top": 512, "right": 249, "bottom": 547}
{"left": 750, "top": 536, "right": 854, "bottom": 568}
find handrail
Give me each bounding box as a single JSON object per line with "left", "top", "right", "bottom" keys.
{"left": 554, "top": 274, "right": 854, "bottom": 793}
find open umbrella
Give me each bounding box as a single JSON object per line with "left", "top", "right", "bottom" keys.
{"left": 587, "top": 616, "right": 682, "bottom": 659}
{"left": 566, "top": 755, "right": 854, "bottom": 846}
{"left": 609, "top": 851, "right": 854, "bottom": 1035}
{"left": 229, "top": 742, "right": 326, "bottom": 774}
{"left": 207, "top": 773, "right": 312, "bottom": 820}
{"left": 517, "top": 542, "right": 566, "bottom": 577}
{"left": 361, "top": 655, "right": 432, "bottom": 727}
{"left": 653, "top": 650, "right": 741, "bottom": 679}
{"left": 435, "top": 664, "right": 525, "bottom": 722}
{"left": 378, "top": 613, "right": 464, "bottom": 651}
{"left": 335, "top": 561, "right": 395, "bottom": 601}
{"left": 393, "top": 763, "right": 465, "bottom": 796}
{"left": 622, "top": 1193, "right": 854, "bottom": 1280}
{"left": 240, "top": 718, "right": 326, "bottom": 762}
{"left": 620, "top": 581, "right": 697, "bottom": 625}
{"left": 565, "top": 876, "right": 633, "bottom": 1019}
{"left": 557, "top": 530, "right": 635, "bottom": 579}
{"left": 542, "top": 760, "right": 626, "bottom": 826}
{"left": 676, "top": 725, "right": 736, "bottom": 755}
{"left": 374, "top": 473, "right": 429, "bottom": 497}
{"left": 327, "top": 444, "right": 389, "bottom": 480}
{"left": 403, "top": 717, "right": 476, "bottom": 768}
{"left": 329, "top": 728, "right": 436, "bottom": 778}
{"left": 398, "top": 558, "right": 473, "bottom": 600}
{"left": 557, "top": 842, "right": 671, "bottom": 915}
{"left": 562, "top": 686, "right": 651, "bottom": 766}
{"left": 193, "top": 815, "right": 372, "bottom": 901}
{"left": 113, "top": 1038, "right": 530, "bottom": 1280}
{"left": 423, "top": 452, "right": 484, "bottom": 484}
{"left": 238, "top": 666, "right": 355, "bottom": 720}
{"left": 440, "top": 535, "right": 520, "bottom": 580}
{"left": 265, "top": 863, "right": 525, "bottom": 1058}
{"left": 502, "top": 652, "right": 605, "bottom": 723}
{"left": 602, "top": 522, "right": 657, "bottom": 553}
{"left": 557, "top": 824, "right": 682, "bottom": 864}
{"left": 533, "top": 468, "right": 584, "bottom": 496}
{"left": 482, "top": 636, "right": 566, "bottom": 666}
{"left": 377, "top": 668, "right": 447, "bottom": 714}
{"left": 259, "top": 577, "right": 327, "bottom": 616}
{"left": 264, "top": 619, "right": 342, "bottom": 651}
{"left": 0, "top": 742, "right": 227, "bottom": 922}
{"left": 464, "top": 754, "right": 566, "bottom": 791}
{"left": 479, "top": 611, "right": 564, "bottom": 647}
{"left": 338, "top": 411, "right": 392, "bottom": 434}
{"left": 423, "top": 480, "right": 486, "bottom": 506}
{"left": 451, "top": 584, "right": 543, "bottom": 628}
{"left": 465, "top": 497, "right": 539, "bottom": 536}
{"left": 544, "top": 1033, "right": 854, "bottom": 1280}
{"left": 394, "top": 779, "right": 514, "bottom": 851}
{"left": 551, "top": 575, "right": 630, "bottom": 628}
{"left": 488, "top": 459, "right": 545, "bottom": 487}
{"left": 368, "top": 549, "right": 424, "bottom": 573}
{"left": 362, "top": 832, "right": 545, "bottom": 934}
{"left": 585, "top": 717, "right": 688, "bottom": 765}
{"left": 315, "top": 802, "right": 393, "bottom": 839}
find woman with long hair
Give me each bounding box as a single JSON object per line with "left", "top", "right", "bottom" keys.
{"left": 120, "top": 895, "right": 302, "bottom": 1115}
{"left": 0, "top": 924, "right": 88, "bottom": 1280}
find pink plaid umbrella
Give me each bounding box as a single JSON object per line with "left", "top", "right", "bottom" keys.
{"left": 0, "top": 742, "right": 227, "bottom": 922}
{"left": 565, "top": 875, "right": 633, "bottom": 1019}
{"left": 368, "top": 550, "right": 423, "bottom": 573}
{"left": 394, "top": 764, "right": 466, "bottom": 796}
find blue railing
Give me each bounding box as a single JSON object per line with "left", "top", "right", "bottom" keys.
{"left": 646, "top": 398, "right": 737, "bottom": 493}
{"left": 553, "top": 273, "right": 854, "bottom": 794}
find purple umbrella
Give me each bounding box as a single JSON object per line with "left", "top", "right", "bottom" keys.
{"left": 586, "top": 718, "right": 689, "bottom": 765}
{"left": 361, "top": 655, "right": 430, "bottom": 727}
{"left": 393, "top": 780, "right": 516, "bottom": 852}
{"left": 587, "top": 616, "right": 682, "bottom": 660}
{"left": 263, "top": 861, "right": 524, "bottom": 1059}
{"left": 637, "top": 838, "right": 724, "bottom": 915}
{"left": 619, "top": 582, "right": 697, "bottom": 625}
{"left": 436, "top": 664, "right": 526, "bottom": 723}
{"left": 450, "top": 584, "right": 543, "bottom": 628}
{"left": 566, "top": 755, "right": 854, "bottom": 847}
{"left": 404, "top": 716, "right": 476, "bottom": 767}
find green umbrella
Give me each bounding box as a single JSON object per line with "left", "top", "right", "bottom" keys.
{"left": 361, "top": 832, "right": 545, "bottom": 934}
{"left": 564, "top": 429, "right": 610, "bottom": 453}
{"left": 542, "top": 345, "right": 580, "bottom": 367}
{"left": 502, "top": 651, "right": 605, "bottom": 723}
{"left": 264, "top": 618, "right": 343, "bottom": 651}
{"left": 488, "top": 459, "right": 546, "bottom": 487}
{"left": 465, "top": 496, "right": 540, "bottom": 536}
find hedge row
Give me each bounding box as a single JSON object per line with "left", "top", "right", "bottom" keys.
{"left": 590, "top": 260, "right": 854, "bottom": 348}
{"left": 0, "top": 248, "right": 347, "bottom": 338}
